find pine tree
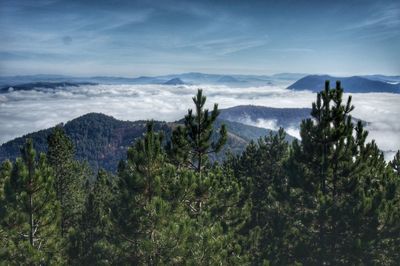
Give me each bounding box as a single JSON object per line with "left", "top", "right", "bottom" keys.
{"left": 115, "top": 121, "right": 167, "bottom": 263}
{"left": 116, "top": 122, "right": 194, "bottom": 264}
{"left": 168, "top": 89, "right": 227, "bottom": 174}
{"left": 115, "top": 118, "right": 246, "bottom": 264}
{"left": 286, "top": 81, "right": 398, "bottom": 264}
{"left": 0, "top": 139, "right": 62, "bottom": 264}
{"left": 47, "top": 126, "right": 87, "bottom": 237}
{"left": 229, "top": 129, "right": 294, "bottom": 264}
{"left": 0, "top": 160, "right": 12, "bottom": 259}
{"left": 377, "top": 149, "right": 400, "bottom": 264}
{"left": 390, "top": 150, "right": 400, "bottom": 177}
{"left": 68, "top": 170, "right": 118, "bottom": 265}
{"left": 201, "top": 165, "right": 250, "bottom": 264}
{"left": 0, "top": 160, "right": 11, "bottom": 200}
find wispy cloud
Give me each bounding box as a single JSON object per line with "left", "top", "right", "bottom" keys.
{"left": 177, "top": 36, "right": 269, "bottom": 56}
{"left": 346, "top": 4, "right": 400, "bottom": 30}
{"left": 266, "top": 48, "right": 314, "bottom": 53}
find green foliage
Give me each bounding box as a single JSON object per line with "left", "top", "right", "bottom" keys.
{"left": 68, "top": 170, "right": 118, "bottom": 265}
{"left": 0, "top": 113, "right": 273, "bottom": 173}
{"left": 229, "top": 129, "right": 295, "bottom": 265}
{"left": 390, "top": 150, "right": 400, "bottom": 177}
{"left": 285, "top": 81, "right": 399, "bottom": 264}
{"left": 168, "top": 89, "right": 227, "bottom": 174}
{"left": 47, "top": 126, "right": 87, "bottom": 237}
{"left": 115, "top": 118, "right": 246, "bottom": 264}
{"left": 0, "top": 139, "right": 62, "bottom": 264}
{"left": 115, "top": 121, "right": 170, "bottom": 263}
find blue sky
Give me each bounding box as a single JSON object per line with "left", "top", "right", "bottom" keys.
{"left": 0, "top": 0, "right": 399, "bottom": 76}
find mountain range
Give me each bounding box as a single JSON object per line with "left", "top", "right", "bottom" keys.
{"left": 1, "top": 73, "right": 399, "bottom": 93}
{"left": 0, "top": 102, "right": 380, "bottom": 173}
{"left": 0, "top": 72, "right": 306, "bottom": 87}
{"left": 163, "top": 78, "right": 185, "bottom": 85}
{"left": 0, "top": 112, "right": 288, "bottom": 172}
{"left": 288, "top": 75, "right": 400, "bottom": 93}
{"left": 0, "top": 81, "right": 97, "bottom": 93}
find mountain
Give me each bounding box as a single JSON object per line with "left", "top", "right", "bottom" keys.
{"left": 288, "top": 75, "right": 400, "bottom": 93}
{"left": 220, "top": 105, "right": 311, "bottom": 128}
{"left": 0, "top": 72, "right": 307, "bottom": 87}
{"left": 158, "top": 72, "right": 220, "bottom": 84}
{"left": 271, "top": 73, "right": 308, "bottom": 80}
{"left": 163, "top": 78, "right": 185, "bottom": 85}
{"left": 362, "top": 75, "right": 400, "bottom": 84}
{"left": 220, "top": 105, "right": 367, "bottom": 139}
{"left": 0, "top": 75, "right": 76, "bottom": 86}
{"left": 0, "top": 113, "right": 280, "bottom": 172}
{"left": 159, "top": 73, "right": 274, "bottom": 86}
{"left": 0, "top": 82, "right": 96, "bottom": 93}
{"left": 217, "top": 75, "right": 241, "bottom": 83}
{"left": 2, "top": 73, "right": 399, "bottom": 89}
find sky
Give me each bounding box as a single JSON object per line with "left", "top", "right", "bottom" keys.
{"left": 0, "top": 0, "right": 399, "bottom": 76}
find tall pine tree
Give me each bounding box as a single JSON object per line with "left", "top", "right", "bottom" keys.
{"left": 47, "top": 126, "right": 87, "bottom": 237}
{"left": 0, "top": 139, "right": 62, "bottom": 264}
{"left": 68, "top": 170, "right": 118, "bottom": 265}
{"left": 168, "top": 89, "right": 227, "bottom": 174}
{"left": 286, "top": 81, "right": 399, "bottom": 264}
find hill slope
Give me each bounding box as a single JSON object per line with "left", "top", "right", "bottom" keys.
{"left": 288, "top": 75, "right": 400, "bottom": 93}
{"left": 220, "top": 105, "right": 311, "bottom": 128}
{"left": 0, "top": 113, "right": 278, "bottom": 172}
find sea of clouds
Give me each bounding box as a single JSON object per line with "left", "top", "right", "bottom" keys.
{"left": 0, "top": 84, "right": 399, "bottom": 159}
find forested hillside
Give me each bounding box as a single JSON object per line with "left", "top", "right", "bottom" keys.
{"left": 0, "top": 113, "right": 277, "bottom": 172}
{"left": 1, "top": 83, "right": 399, "bottom": 265}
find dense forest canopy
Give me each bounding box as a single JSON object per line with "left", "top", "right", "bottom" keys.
{"left": 1, "top": 81, "right": 399, "bottom": 265}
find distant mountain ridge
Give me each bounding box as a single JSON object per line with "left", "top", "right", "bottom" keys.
{"left": 0, "top": 72, "right": 308, "bottom": 87}
{"left": 2, "top": 73, "right": 398, "bottom": 90}
{"left": 362, "top": 75, "right": 400, "bottom": 83}
{"left": 163, "top": 78, "right": 185, "bottom": 85}
{"left": 288, "top": 75, "right": 400, "bottom": 93}
{"left": 0, "top": 81, "right": 97, "bottom": 93}
{"left": 0, "top": 113, "right": 283, "bottom": 172}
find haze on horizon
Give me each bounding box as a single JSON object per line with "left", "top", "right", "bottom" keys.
{"left": 1, "top": 0, "right": 399, "bottom": 77}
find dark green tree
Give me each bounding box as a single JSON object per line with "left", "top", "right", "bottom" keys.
{"left": 115, "top": 115, "right": 246, "bottom": 264}
{"left": 286, "top": 81, "right": 399, "bottom": 264}
{"left": 0, "top": 139, "right": 62, "bottom": 264}
{"left": 0, "top": 160, "right": 11, "bottom": 200}
{"left": 68, "top": 170, "right": 118, "bottom": 265}
{"left": 378, "top": 150, "right": 400, "bottom": 264}
{"left": 168, "top": 89, "right": 227, "bottom": 174}
{"left": 390, "top": 150, "right": 400, "bottom": 177}
{"left": 229, "top": 129, "right": 294, "bottom": 265}
{"left": 115, "top": 121, "right": 167, "bottom": 264}
{"left": 0, "top": 160, "right": 12, "bottom": 258}
{"left": 47, "top": 126, "right": 87, "bottom": 237}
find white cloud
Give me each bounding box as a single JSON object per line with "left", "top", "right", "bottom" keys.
{"left": 0, "top": 84, "right": 399, "bottom": 159}
{"left": 234, "top": 115, "right": 279, "bottom": 131}
{"left": 286, "top": 127, "right": 301, "bottom": 140}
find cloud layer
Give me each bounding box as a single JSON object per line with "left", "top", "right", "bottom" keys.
{"left": 0, "top": 84, "right": 399, "bottom": 158}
